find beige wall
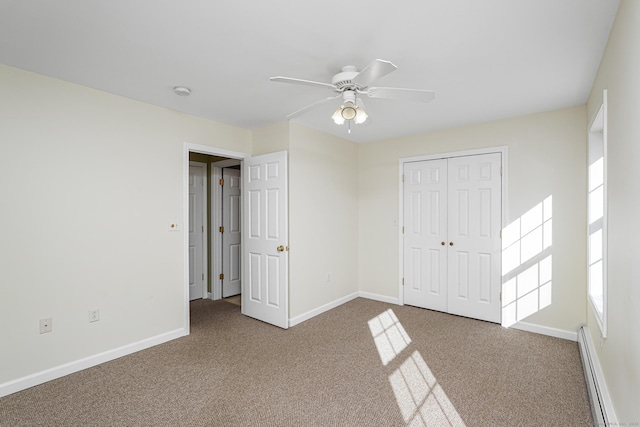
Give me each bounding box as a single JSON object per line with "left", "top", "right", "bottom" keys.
{"left": 251, "top": 121, "right": 290, "bottom": 156}
{"left": 288, "top": 123, "right": 359, "bottom": 318}
{"left": 0, "top": 64, "right": 251, "bottom": 384}
{"left": 358, "top": 105, "right": 587, "bottom": 333}
{"left": 586, "top": 1, "right": 640, "bottom": 422}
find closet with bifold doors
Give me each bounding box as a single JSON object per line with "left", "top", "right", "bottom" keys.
{"left": 403, "top": 152, "right": 502, "bottom": 323}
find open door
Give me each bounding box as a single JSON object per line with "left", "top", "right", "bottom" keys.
{"left": 242, "top": 151, "right": 289, "bottom": 329}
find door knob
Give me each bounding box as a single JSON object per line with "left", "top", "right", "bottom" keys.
{"left": 277, "top": 245, "right": 285, "bottom": 252}
{"left": 449, "top": 242, "right": 454, "bottom": 246}
{"left": 441, "top": 242, "right": 445, "bottom": 246}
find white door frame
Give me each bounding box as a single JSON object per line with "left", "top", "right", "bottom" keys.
{"left": 398, "top": 146, "right": 509, "bottom": 308}
{"left": 183, "top": 142, "right": 248, "bottom": 334}
{"left": 210, "top": 159, "right": 242, "bottom": 301}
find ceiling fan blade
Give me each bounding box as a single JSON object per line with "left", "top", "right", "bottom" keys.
{"left": 352, "top": 59, "right": 398, "bottom": 87}
{"left": 270, "top": 76, "right": 336, "bottom": 91}
{"left": 367, "top": 87, "right": 435, "bottom": 103}
{"left": 286, "top": 95, "right": 341, "bottom": 119}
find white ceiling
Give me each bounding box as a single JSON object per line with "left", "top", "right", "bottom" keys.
{"left": 0, "top": 0, "right": 620, "bottom": 143}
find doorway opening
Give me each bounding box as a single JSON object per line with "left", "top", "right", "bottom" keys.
{"left": 183, "top": 143, "right": 248, "bottom": 333}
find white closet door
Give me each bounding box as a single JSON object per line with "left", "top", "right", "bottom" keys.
{"left": 222, "top": 168, "right": 242, "bottom": 297}
{"left": 188, "top": 163, "right": 206, "bottom": 301}
{"left": 403, "top": 159, "right": 448, "bottom": 312}
{"left": 447, "top": 153, "right": 502, "bottom": 323}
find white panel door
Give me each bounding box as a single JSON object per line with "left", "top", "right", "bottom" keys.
{"left": 222, "top": 168, "right": 242, "bottom": 297}
{"left": 402, "top": 153, "right": 502, "bottom": 323}
{"left": 447, "top": 153, "right": 502, "bottom": 322}
{"left": 188, "top": 163, "right": 206, "bottom": 301}
{"left": 242, "top": 151, "right": 288, "bottom": 329}
{"left": 403, "top": 159, "right": 448, "bottom": 312}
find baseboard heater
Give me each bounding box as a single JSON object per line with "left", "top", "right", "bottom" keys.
{"left": 577, "top": 324, "right": 615, "bottom": 426}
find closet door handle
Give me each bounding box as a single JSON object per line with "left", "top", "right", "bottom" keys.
{"left": 449, "top": 242, "right": 454, "bottom": 246}
{"left": 441, "top": 242, "right": 445, "bottom": 246}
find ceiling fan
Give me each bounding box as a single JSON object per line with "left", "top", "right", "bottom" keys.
{"left": 270, "top": 59, "right": 435, "bottom": 132}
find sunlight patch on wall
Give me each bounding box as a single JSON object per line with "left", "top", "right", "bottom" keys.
{"left": 501, "top": 196, "right": 553, "bottom": 327}
{"left": 368, "top": 309, "right": 412, "bottom": 366}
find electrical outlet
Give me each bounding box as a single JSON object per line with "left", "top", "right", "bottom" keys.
{"left": 89, "top": 308, "right": 100, "bottom": 323}
{"left": 39, "top": 318, "right": 52, "bottom": 334}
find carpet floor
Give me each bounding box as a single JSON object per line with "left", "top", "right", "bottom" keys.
{"left": 0, "top": 298, "right": 593, "bottom": 426}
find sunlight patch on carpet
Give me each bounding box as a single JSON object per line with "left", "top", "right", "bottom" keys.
{"left": 369, "top": 310, "right": 465, "bottom": 426}
{"left": 389, "top": 351, "right": 466, "bottom": 427}
{"left": 368, "top": 309, "right": 411, "bottom": 366}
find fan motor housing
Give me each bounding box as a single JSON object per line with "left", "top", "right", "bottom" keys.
{"left": 331, "top": 66, "right": 361, "bottom": 91}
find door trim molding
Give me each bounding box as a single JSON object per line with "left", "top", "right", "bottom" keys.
{"left": 183, "top": 142, "right": 248, "bottom": 335}
{"left": 398, "top": 146, "right": 508, "bottom": 309}
{"left": 211, "top": 166, "right": 223, "bottom": 300}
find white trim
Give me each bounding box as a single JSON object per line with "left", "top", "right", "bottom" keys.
{"left": 359, "top": 291, "right": 400, "bottom": 305}
{"left": 509, "top": 321, "right": 577, "bottom": 341}
{"left": 288, "top": 292, "right": 359, "bottom": 327}
{"left": 587, "top": 89, "right": 608, "bottom": 338}
{"left": 184, "top": 142, "right": 248, "bottom": 333}
{"left": 398, "top": 146, "right": 508, "bottom": 316}
{"left": 207, "top": 292, "right": 215, "bottom": 300}
{"left": 211, "top": 166, "right": 223, "bottom": 300}
{"left": 0, "top": 328, "right": 185, "bottom": 398}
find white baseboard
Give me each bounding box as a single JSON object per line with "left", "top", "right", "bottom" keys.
{"left": 358, "top": 291, "right": 400, "bottom": 305}
{"left": 288, "top": 291, "right": 401, "bottom": 327}
{"left": 288, "top": 292, "right": 359, "bottom": 327}
{"left": 0, "top": 328, "right": 186, "bottom": 398}
{"left": 510, "top": 321, "right": 577, "bottom": 341}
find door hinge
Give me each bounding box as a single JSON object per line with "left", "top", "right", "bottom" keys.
{"left": 402, "top": 226, "right": 405, "bottom": 234}
{"left": 500, "top": 166, "right": 503, "bottom": 176}
{"left": 402, "top": 278, "right": 405, "bottom": 286}
{"left": 202, "top": 273, "right": 204, "bottom": 280}
{"left": 500, "top": 230, "right": 502, "bottom": 239}
{"left": 402, "top": 174, "right": 405, "bottom": 183}
{"left": 219, "top": 273, "right": 224, "bottom": 280}
{"left": 202, "top": 226, "right": 204, "bottom": 232}
{"left": 219, "top": 226, "right": 224, "bottom": 233}
{"left": 219, "top": 178, "right": 224, "bottom": 186}
{"left": 500, "top": 291, "right": 502, "bottom": 302}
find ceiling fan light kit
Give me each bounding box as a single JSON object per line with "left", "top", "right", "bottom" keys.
{"left": 270, "top": 59, "right": 434, "bottom": 133}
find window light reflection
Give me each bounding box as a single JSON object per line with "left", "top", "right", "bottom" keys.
{"left": 501, "top": 196, "right": 553, "bottom": 327}
{"left": 368, "top": 309, "right": 412, "bottom": 366}
{"left": 369, "top": 311, "right": 466, "bottom": 426}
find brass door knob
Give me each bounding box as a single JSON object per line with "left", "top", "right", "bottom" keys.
{"left": 277, "top": 245, "right": 285, "bottom": 252}
{"left": 449, "top": 242, "right": 454, "bottom": 246}
{"left": 441, "top": 242, "right": 445, "bottom": 246}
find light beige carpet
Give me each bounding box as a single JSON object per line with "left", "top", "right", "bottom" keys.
{"left": 223, "top": 295, "right": 241, "bottom": 307}
{"left": 0, "top": 298, "right": 592, "bottom": 426}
